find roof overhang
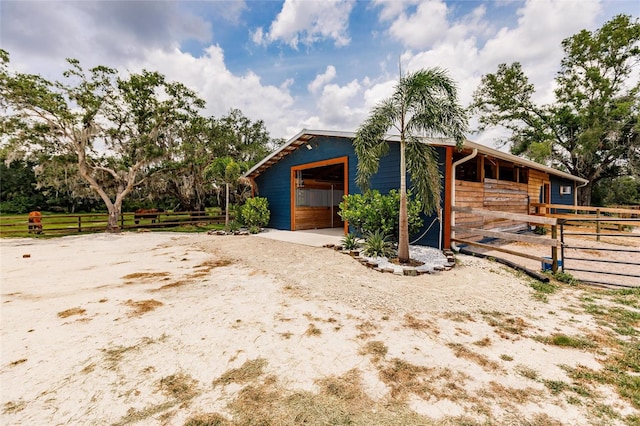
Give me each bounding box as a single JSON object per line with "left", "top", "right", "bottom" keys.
{"left": 245, "top": 129, "right": 588, "bottom": 185}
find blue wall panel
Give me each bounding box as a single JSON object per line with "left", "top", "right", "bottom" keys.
{"left": 254, "top": 137, "right": 447, "bottom": 248}
{"left": 550, "top": 176, "right": 575, "bottom": 213}
{"left": 254, "top": 136, "right": 358, "bottom": 230}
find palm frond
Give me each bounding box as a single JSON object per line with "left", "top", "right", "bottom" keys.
{"left": 406, "top": 137, "right": 442, "bottom": 214}
{"left": 354, "top": 98, "right": 396, "bottom": 190}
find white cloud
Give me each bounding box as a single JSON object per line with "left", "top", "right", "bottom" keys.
{"left": 259, "top": 0, "right": 355, "bottom": 48}
{"left": 388, "top": 0, "right": 450, "bottom": 49}
{"left": 126, "top": 46, "right": 302, "bottom": 139}
{"left": 308, "top": 65, "right": 337, "bottom": 94}
{"left": 479, "top": 0, "right": 601, "bottom": 103}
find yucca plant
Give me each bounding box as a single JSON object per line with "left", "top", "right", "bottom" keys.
{"left": 363, "top": 230, "right": 396, "bottom": 258}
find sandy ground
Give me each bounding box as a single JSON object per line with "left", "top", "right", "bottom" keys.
{"left": 1, "top": 232, "right": 638, "bottom": 425}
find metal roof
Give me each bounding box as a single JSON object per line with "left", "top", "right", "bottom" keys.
{"left": 245, "top": 129, "right": 588, "bottom": 184}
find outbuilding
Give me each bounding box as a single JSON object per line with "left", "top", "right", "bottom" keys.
{"left": 245, "top": 130, "right": 588, "bottom": 249}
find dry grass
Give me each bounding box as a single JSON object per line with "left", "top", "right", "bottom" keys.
{"left": 304, "top": 323, "right": 322, "bottom": 336}
{"left": 2, "top": 400, "right": 25, "bottom": 414}
{"left": 158, "top": 372, "right": 200, "bottom": 402}
{"left": 378, "top": 358, "right": 433, "bottom": 400}
{"left": 121, "top": 271, "right": 171, "bottom": 282}
{"left": 102, "top": 336, "right": 158, "bottom": 368}
{"left": 153, "top": 280, "right": 192, "bottom": 291}
{"left": 213, "top": 358, "right": 268, "bottom": 387}
{"left": 57, "top": 307, "right": 86, "bottom": 318}
{"left": 403, "top": 314, "right": 439, "bottom": 334}
{"left": 359, "top": 340, "right": 388, "bottom": 363}
{"left": 124, "top": 299, "right": 163, "bottom": 316}
{"left": 194, "top": 258, "right": 234, "bottom": 272}
{"left": 481, "top": 311, "right": 529, "bottom": 339}
{"left": 441, "top": 311, "right": 476, "bottom": 323}
{"left": 8, "top": 358, "right": 27, "bottom": 367}
{"left": 473, "top": 337, "right": 492, "bottom": 347}
{"left": 355, "top": 320, "right": 377, "bottom": 339}
{"left": 447, "top": 343, "right": 501, "bottom": 372}
{"left": 477, "top": 381, "right": 542, "bottom": 404}
{"left": 184, "top": 413, "right": 229, "bottom": 426}
{"left": 221, "top": 370, "right": 439, "bottom": 426}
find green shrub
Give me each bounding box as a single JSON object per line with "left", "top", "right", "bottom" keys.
{"left": 248, "top": 225, "right": 261, "bottom": 234}
{"left": 341, "top": 233, "right": 360, "bottom": 250}
{"left": 338, "top": 190, "right": 423, "bottom": 242}
{"left": 240, "top": 197, "right": 270, "bottom": 228}
{"left": 363, "top": 230, "right": 396, "bottom": 258}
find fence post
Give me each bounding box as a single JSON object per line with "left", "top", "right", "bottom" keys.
{"left": 78, "top": 216, "right": 82, "bottom": 233}
{"left": 551, "top": 224, "right": 558, "bottom": 273}
{"left": 560, "top": 221, "right": 565, "bottom": 273}
{"left": 596, "top": 208, "right": 601, "bottom": 242}
{"left": 121, "top": 213, "right": 125, "bottom": 229}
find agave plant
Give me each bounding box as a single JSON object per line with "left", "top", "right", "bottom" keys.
{"left": 363, "top": 230, "right": 396, "bottom": 258}
{"left": 341, "top": 233, "right": 360, "bottom": 250}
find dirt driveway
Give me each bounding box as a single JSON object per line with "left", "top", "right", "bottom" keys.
{"left": 1, "top": 232, "right": 638, "bottom": 425}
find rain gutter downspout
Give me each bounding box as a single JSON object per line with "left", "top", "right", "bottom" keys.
{"left": 450, "top": 148, "right": 478, "bottom": 252}
{"left": 574, "top": 180, "right": 589, "bottom": 207}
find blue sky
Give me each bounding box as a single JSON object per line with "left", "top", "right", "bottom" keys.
{"left": 1, "top": 0, "right": 638, "bottom": 145}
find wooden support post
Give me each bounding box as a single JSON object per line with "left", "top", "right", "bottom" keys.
{"left": 120, "top": 213, "right": 125, "bottom": 229}
{"left": 596, "top": 208, "right": 601, "bottom": 242}
{"left": 444, "top": 146, "right": 453, "bottom": 249}
{"left": 78, "top": 216, "right": 82, "bottom": 233}
{"left": 551, "top": 224, "right": 558, "bottom": 273}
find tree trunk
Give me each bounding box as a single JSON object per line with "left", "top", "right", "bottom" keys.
{"left": 398, "top": 138, "right": 410, "bottom": 263}
{"left": 577, "top": 184, "right": 592, "bottom": 206}
{"left": 106, "top": 206, "right": 120, "bottom": 233}
{"left": 225, "top": 183, "right": 230, "bottom": 227}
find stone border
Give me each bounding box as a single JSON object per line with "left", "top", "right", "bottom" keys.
{"left": 323, "top": 244, "right": 456, "bottom": 276}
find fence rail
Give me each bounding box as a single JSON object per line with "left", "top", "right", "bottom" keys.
{"left": 559, "top": 217, "right": 640, "bottom": 288}
{"left": 0, "top": 211, "right": 228, "bottom": 237}
{"left": 452, "top": 206, "right": 559, "bottom": 272}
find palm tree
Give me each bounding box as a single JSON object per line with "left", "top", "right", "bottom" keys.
{"left": 204, "top": 156, "right": 244, "bottom": 227}
{"left": 354, "top": 68, "right": 468, "bottom": 263}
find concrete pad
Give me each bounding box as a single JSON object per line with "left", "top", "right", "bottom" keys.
{"left": 253, "top": 228, "right": 344, "bottom": 247}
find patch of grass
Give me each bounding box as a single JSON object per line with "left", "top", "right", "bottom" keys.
{"left": 305, "top": 323, "right": 322, "bottom": 336}
{"left": 102, "top": 336, "right": 159, "bottom": 368}
{"left": 473, "top": 337, "right": 492, "bottom": 347}
{"left": 57, "top": 307, "right": 86, "bottom": 318}
{"left": 481, "top": 311, "right": 528, "bottom": 339}
{"left": 543, "top": 379, "right": 569, "bottom": 395}
{"left": 377, "top": 358, "right": 433, "bottom": 400}
{"left": 2, "top": 400, "right": 25, "bottom": 414}
{"left": 113, "top": 402, "right": 176, "bottom": 426}
{"left": 359, "top": 340, "right": 388, "bottom": 363}
{"left": 403, "top": 314, "right": 439, "bottom": 334}
{"left": 478, "top": 381, "right": 542, "bottom": 404}
{"left": 499, "top": 354, "right": 513, "bottom": 361}
{"left": 184, "top": 413, "right": 229, "bottom": 426}
{"left": 538, "top": 333, "right": 597, "bottom": 349}
{"left": 355, "top": 320, "right": 377, "bottom": 339}
{"left": 213, "top": 358, "right": 268, "bottom": 387}
{"left": 516, "top": 365, "right": 539, "bottom": 380}
{"left": 124, "top": 299, "right": 163, "bottom": 316}
{"left": 121, "top": 271, "right": 171, "bottom": 282}
{"left": 154, "top": 280, "right": 192, "bottom": 291}
{"left": 447, "top": 343, "right": 501, "bottom": 372}
{"left": 8, "top": 358, "right": 27, "bottom": 367}
{"left": 442, "top": 311, "right": 475, "bottom": 322}
{"left": 158, "top": 373, "right": 200, "bottom": 402}
{"left": 530, "top": 280, "right": 559, "bottom": 302}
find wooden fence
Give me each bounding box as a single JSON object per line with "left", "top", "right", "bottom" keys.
{"left": 452, "top": 206, "right": 560, "bottom": 273}
{"left": 530, "top": 203, "right": 640, "bottom": 240}
{"left": 0, "top": 211, "right": 228, "bottom": 237}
